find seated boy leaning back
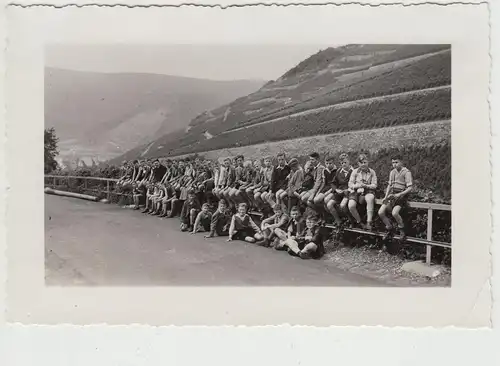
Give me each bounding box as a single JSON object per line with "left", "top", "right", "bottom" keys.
{"left": 285, "top": 213, "right": 325, "bottom": 260}
{"left": 227, "top": 203, "right": 264, "bottom": 243}
{"left": 274, "top": 206, "right": 304, "bottom": 251}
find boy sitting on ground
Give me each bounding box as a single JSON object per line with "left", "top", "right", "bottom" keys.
{"left": 274, "top": 206, "right": 304, "bottom": 251}
{"left": 179, "top": 189, "right": 201, "bottom": 232}
{"left": 260, "top": 203, "right": 290, "bottom": 247}
{"left": 227, "top": 203, "right": 264, "bottom": 243}
{"left": 204, "top": 199, "right": 232, "bottom": 238}
{"left": 378, "top": 155, "right": 413, "bottom": 241}
{"left": 285, "top": 214, "right": 325, "bottom": 260}
{"left": 191, "top": 203, "right": 213, "bottom": 234}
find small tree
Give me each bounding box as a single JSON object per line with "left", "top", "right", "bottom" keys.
{"left": 44, "top": 127, "right": 59, "bottom": 173}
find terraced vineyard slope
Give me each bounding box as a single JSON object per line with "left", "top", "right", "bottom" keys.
{"left": 116, "top": 44, "right": 451, "bottom": 162}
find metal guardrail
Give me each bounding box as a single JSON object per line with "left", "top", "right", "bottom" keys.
{"left": 45, "top": 174, "right": 122, "bottom": 201}
{"left": 45, "top": 174, "right": 451, "bottom": 265}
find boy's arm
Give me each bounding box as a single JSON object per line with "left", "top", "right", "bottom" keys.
{"left": 180, "top": 201, "right": 187, "bottom": 220}
{"left": 272, "top": 214, "right": 289, "bottom": 230}
{"left": 192, "top": 212, "right": 202, "bottom": 233}
{"left": 249, "top": 217, "right": 261, "bottom": 233}
{"left": 366, "top": 169, "right": 378, "bottom": 189}
{"left": 397, "top": 171, "right": 414, "bottom": 197}
{"left": 309, "top": 166, "right": 325, "bottom": 198}
{"left": 349, "top": 169, "right": 359, "bottom": 189}
{"left": 228, "top": 215, "right": 236, "bottom": 238}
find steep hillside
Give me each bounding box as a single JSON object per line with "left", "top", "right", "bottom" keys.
{"left": 44, "top": 68, "right": 264, "bottom": 165}
{"left": 114, "top": 44, "right": 451, "bottom": 162}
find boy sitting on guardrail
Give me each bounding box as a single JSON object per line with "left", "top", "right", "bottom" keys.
{"left": 348, "top": 153, "right": 378, "bottom": 230}
{"left": 378, "top": 156, "right": 414, "bottom": 241}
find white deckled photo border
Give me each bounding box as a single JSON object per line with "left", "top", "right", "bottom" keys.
{"left": 3, "top": 1, "right": 492, "bottom": 327}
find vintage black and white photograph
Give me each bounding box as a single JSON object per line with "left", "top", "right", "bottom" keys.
{"left": 43, "top": 43, "right": 452, "bottom": 287}
{"left": 5, "top": 3, "right": 491, "bottom": 326}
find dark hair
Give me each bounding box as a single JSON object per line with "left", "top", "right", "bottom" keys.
{"left": 306, "top": 214, "right": 319, "bottom": 222}
{"left": 309, "top": 152, "right": 320, "bottom": 159}
{"left": 392, "top": 155, "right": 403, "bottom": 161}
{"left": 290, "top": 206, "right": 300, "bottom": 213}
{"left": 236, "top": 155, "right": 244, "bottom": 161}
{"left": 277, "top": 152, "right": 286, "bottom": 158}
{"left": 325, "top": 155, "right": 335, "bottom": 162}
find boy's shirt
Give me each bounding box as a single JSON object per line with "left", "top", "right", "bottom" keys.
{"left": 310, "top": 163, "right": 326, "bottom": 195}
{"left": 323, "top": 167, "right": 337, "bottom": 190}
{"left": 197, "top": 210, "right": 213, "bottom": 222}
{"left": 287, "top": 218, "right": 305, "bottom": 237}
{"left": 260, "top": 166, "right": 274, "bottom": 189}
{"left": 263, "top": 212, "right": 290, "bottom": 230}
{"left": 287, "top": 167, "right": 305, "bottom": 193}
{"left": 388, "top": 167, "right": 413, "bottom": 193}
{"left": 271, "top": 164, "right": 291, "bottom": 192}
{"left": 229, "top": 213, "right": 260, "bottom": 234}
{"left": 209, "top": 208, "right": 232, "bottom": 236}
{"left": 297, "top": 225, "right": 325, "bottom": 257}
{"left": 349, "top": 167, "right": 378, "bottom": 191}
{"left": 332, "top": 167, "right": 353, "bottom": 191}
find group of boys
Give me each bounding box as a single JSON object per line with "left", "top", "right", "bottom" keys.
{"left": 117, "top": 151, "right": 413, "bottom": 259}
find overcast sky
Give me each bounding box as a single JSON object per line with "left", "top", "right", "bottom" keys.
{"left": 45, "top": 44, "right": 331, "bottom": 81}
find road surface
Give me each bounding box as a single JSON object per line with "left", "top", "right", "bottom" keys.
{"left": 45, "top": 195, "right": 387, "bottom": 286}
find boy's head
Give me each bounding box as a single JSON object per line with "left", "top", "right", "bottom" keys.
{"left": 309, "top": 152, "right": 320, "bottom": 167}
{"left": 357, "top": 153, "right": 369, "bottom": 169}
{"left": 263, "top": 156, "right": 272, "bottom": 167}
{"left": 223, "top": 157, "right": 231, "bottom": 168}
{"left": 277, "top": 153, "right": 286, "bottom": 166}
{"left": 339, "top": 153, "right": 350, "bottom": 168}
{"left": 272, "top": 203, "right": 283, "bottom": 215}
{"left": 288, "top": 158, "right": 299, "bottom": 171}
{"left": 235, "top": 155, "right": 244, "bottom": 166}
{"left": 290, "top": 206, "right": 301, "bottom": 220}
{"left": 187, "top": 189, "right": 196, "bottom": 199}
{"left": 238, "top": 202, "right": 248, "bottom": 215}
{"left": 254, "top": 159, "right": 262, "bottom": 168}
{"left": 325, "top": 155, "right": 335, "bottom": 170}
{"left": 201, "top": 203, "right": 210, "bottom": 212}
{"left": 306, "top": 214, "right": 319, "bottom": 229}
{"left": 391, "top": 156, "right": 404, "bottom": 171}
{"left": 218, "top": 199, "right": 227, "bottom": 210}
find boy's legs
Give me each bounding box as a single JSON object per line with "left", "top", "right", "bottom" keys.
{"left": 348, "top": 198, "right": 362, "bottom": 225}
{"left": 326, "top": 199, "right": 343, "bottom": 226}
{"left": 299, "top": 242, "right": 318, "bottom": 259}
{"left": 189, "top": 208, "right": 199, "bottom": 229}
{"left": 364, "top": 193, "right": 375, "bottom": 229}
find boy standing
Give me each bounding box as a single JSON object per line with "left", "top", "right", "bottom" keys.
{"left": 378, "top": 156, "right": 413, "bottom": 240}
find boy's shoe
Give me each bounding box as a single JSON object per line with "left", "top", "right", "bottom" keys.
{"left": 287, "top": 248, "right": 299, "bottom": 257}
{"left": 257, "top": 238, "right": 270, "bottom": 247}
{"left": 382, "top": 227, "right": 395, "bottom": 241}
{"left": 299, "top": 251, "right": 311, "bottom": 260}
{"left": 274, "top": 243, "right": 287, "bottom": 251}
{"left": 398, "top": 228, "right": 407, "bottom": 241}
{"left": 365, "top": 222, "right": 373, "bottom": 231}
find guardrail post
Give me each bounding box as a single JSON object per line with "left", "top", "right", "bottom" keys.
{"left": 426, "top": 208, "right": 433, "bottom": 265}
{"left": 107, "top": 180, "right": 110, "bottom": 201}
{"left": 84, "top": 178, "right": 88, "bottom": 189}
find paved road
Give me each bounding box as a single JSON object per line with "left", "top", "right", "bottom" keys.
{"left": 45, "top": 195, "right": 387, "bottom": 286}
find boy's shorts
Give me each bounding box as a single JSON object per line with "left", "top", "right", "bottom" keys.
{"left": 231, "top": 229, "right": 256, "bottom": 241}
{"left": 383, "top": 191, "right": 409, "bottom": 210}
{"left": 348, "top": 189, "right": 376, "bottom": 202}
